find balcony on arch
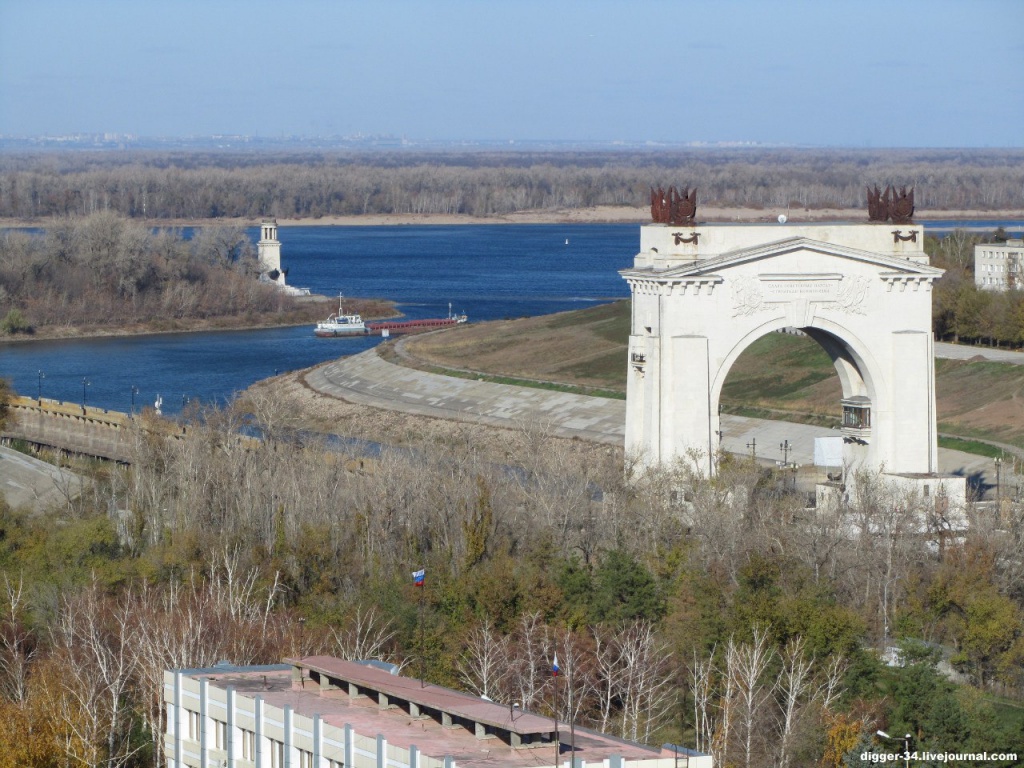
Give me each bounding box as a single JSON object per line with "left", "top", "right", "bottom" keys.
{"left": 841, "top": 395, "right": 872, "bottom": 440}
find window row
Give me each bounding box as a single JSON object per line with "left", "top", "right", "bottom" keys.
{"left": 179, "top": 712, "right": 326, "bottom": 766}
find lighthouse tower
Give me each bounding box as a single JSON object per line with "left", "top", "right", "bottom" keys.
{"left": 258, "top": 220, "right": 283, "bottom": 281}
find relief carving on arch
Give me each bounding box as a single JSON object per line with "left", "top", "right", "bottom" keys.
{"left": 730, "top": 274, "right": 871, "bottom": 318}
{"left": 834, "top": 276, "right": 870, "bottom": 314}
{"left": 730, "top": 275, "right": 766, "bottom": 317}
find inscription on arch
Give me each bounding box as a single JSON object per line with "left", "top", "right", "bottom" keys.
{"left": 731, "top": 274, "right": 870, "bottom": 317}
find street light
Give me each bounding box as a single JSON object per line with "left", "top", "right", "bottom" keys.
{"left": 876, "top": 730, "right": 912, "bottom": 768}
{"left": 995, "top": 456, "right": 1003, "bottom": 507}
{"left": 81, "top": 378, "right": 90, "bottom": 410}
{"left": 130, "top": 385, "right": 139, "bottom": 417}
{"left": 780, "top": 439, "right": 792, "bottom": 468}
{"left": 37, "top": 370, "right": 44, "bottom": 401}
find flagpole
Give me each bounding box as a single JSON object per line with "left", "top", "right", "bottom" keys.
{"left": 569, "top": 657, "right": 575, "bottom": 767}
{"left": 553, "top": 647, "right": 560, "bottom": 768}
{"left": 418, "top": 576, "right": 425, "bottom": 688}
{"left": 412, "top": 568, "right": 426, "bottom": 688}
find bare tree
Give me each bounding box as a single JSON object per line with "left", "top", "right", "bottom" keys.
{"left": 730, "top": 627, "right": 776, "bottom": 768}
{"left": 775, "top": 637, "right": 815, "bottom": 768}
{"left": 50, "top": 581, "right": 141, "bottom": 768}
{"left": 457, "top": 620, "right": 511, "bottom": 701}
{"left": 329, "top": 605, "right": 399, "bottom": 664}
{"left": 0, "top": 574, "right": 35, "bottom": 704}
{"left": 507, "top": 611, "right": 551, "bottom": 712}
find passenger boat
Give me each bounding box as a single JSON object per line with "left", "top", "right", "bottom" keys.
{"left": 313, "top": 295, "right": 367, "bottom": 337}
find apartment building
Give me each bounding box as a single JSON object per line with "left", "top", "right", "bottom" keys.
{"left": 975, "top": 239, "right": 1024, "bottom": 290}
{"left": 164, "top": 656, "right": 711, "bottom": 768}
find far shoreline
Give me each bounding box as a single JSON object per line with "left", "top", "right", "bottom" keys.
{"left": 3, "top": 205, "right": 1024, "bottom": 230}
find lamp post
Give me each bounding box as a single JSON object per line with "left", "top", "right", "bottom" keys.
{"left": 130, "top": 385, "right": 139, "bottom": 417}
{"left": 746, "top": 437, "right": 757, "bottom": 460}
{"left": 876, "top": 730, "right": 912, "bottom": 768}
{"left": 37, "top": 370, "right": 44, "bottom": 401}
{"left": 780, "top": 439, "right": 792, "bottom": 468}
{"left": 995, "top": 456, "right": 1003, "bottom": 507}
{"left": 81, "top": 378, "right": 90, "bottom": 410}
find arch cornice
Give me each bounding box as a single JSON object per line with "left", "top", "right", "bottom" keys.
{"left": 620, "top": 236, "right": 945, "bottom": 282}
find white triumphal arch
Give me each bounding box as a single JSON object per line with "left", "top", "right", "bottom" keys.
{"left": 621, "top": 220, "right": 947, "bottom": 480}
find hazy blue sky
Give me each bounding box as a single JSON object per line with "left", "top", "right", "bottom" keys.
{"left": 1, "top": 0, "right": 1021, "bottom": 146}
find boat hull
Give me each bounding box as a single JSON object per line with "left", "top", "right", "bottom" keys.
{"left": 314, "top": 327, "right": 368, "bottom": 337}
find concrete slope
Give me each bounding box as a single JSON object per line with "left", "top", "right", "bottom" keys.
{"left": 307, "top": 349, "right": 997, "bottom": 485}
{"left": 307, "top": 350, "right": 626, "bottom": 445}
{"left": 0, "top": 445, "right": 82, "bottom": 513}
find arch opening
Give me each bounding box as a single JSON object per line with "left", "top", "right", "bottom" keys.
{"left": 708, "top": 319, "right": 883, "bottom": 470}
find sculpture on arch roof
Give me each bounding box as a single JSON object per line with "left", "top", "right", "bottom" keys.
{"left": 650, "top": 185, "right": 697, "bottom": 225}
{"left": 867, "top": 184, "right": 914, "bottom": 223}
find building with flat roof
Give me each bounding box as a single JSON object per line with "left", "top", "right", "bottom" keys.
{"left": 164, "top": 656, "right": 711, "bottom": 768}
{"left": 975, "top": 239, "right": 1024, "bottom": 291}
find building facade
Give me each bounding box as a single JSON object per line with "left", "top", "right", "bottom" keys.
{"left": 164, "top": 657, "right": 710, "bottom": 768}
{"left": 975, "top": 239, "right": 1024, "bottom": 291}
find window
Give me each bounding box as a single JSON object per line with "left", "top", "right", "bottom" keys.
{"left": 187, "top": 710, "right": 201, "bottom": 741}
{"left": 212, "top": 719, "right": 228, "bottom": 750}
{"left": 241, "top": 730, "right": 255, "bottom": 761}
{"left": 298, "top": 750, "right": 314, "bottom": 768}
{"left": 269, "top": 739, "right": 285, "bottom": 768}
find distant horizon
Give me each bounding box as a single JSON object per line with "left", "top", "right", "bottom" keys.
{"left": 3, "top": 133, "right": 1024, "bottom": 153}
{"left": 2, "top": 1, "right": 1021, "bottom": 148}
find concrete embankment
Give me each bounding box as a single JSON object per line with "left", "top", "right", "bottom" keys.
{"left": 306, "top": 347, "right": 1002, "bottom": 490}
{"left": 2, "top": 397, "right": 138, "bottom": 461}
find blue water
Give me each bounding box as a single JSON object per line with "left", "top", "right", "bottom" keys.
{"left": 0, "top": 224, "right": 635, "bottom": 414}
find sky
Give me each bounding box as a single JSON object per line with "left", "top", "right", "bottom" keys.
{"left": 1, "top": 0, "right": 1021, "bottom": 147}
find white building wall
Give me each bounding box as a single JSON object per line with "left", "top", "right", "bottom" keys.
{"left": 975, "top": 240, "right": 1024, "bottom": 291}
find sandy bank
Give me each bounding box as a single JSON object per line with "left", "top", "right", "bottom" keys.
{"left": 276, "top": 206, "right": 1024, "bottom": 227}
{"left": 3, "top": 206, "right": 1022, "bottom": 230}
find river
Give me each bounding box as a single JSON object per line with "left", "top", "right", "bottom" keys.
{"left": 1, "top": 220, "right": 1021, "bottom": 416}
{"left": 0, "top": 224, "right": 636, "bottom": 414}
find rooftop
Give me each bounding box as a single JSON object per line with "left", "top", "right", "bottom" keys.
{"left": 180, "top": 657, "right": 673, "bottom": 768}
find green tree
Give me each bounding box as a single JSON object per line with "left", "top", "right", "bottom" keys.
{"left": 0, "top": 308, "right": 32, "bottom": 335}
{"left": 590, "top": 549, "right": 665, "bottom": 624}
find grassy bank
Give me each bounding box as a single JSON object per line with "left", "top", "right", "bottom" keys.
{"left": 406, "top": 300, "right": 1024, "bottom": 454}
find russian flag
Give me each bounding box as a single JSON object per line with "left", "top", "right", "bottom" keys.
{"left": 412, "top": 569, "right": 425, "bottom": 587}
{"left": 552, "top": 654, "right": 560, "bottom": 677}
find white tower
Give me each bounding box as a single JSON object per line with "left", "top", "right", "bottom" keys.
{"left": 257, "top": 220, "right": 282, "bottom": 278}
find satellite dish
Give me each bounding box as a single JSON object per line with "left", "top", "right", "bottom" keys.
{"left": 778, "top": 214, "right": 788, "bottom": 224}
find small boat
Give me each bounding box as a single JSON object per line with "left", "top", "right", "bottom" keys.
{"left": 314, "top": 295, "right": 367, "bottom": 337}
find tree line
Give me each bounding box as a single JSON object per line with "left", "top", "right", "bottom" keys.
{"left": 0, "top": 393, "right": 1021, "bottom": 766}
{"left": 930, "top": 229, "right": 1024, "bottom": 347}
{"left": 1, "top": 148, "right": 1021, "bottom": 220}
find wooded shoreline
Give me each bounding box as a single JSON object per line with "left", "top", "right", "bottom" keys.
{"left": 4, "top": 205, "right": 1024, "bottom": 230}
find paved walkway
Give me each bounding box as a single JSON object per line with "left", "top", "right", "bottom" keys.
{"left": 305, "top": 348, "right": 1001, "bottom": 489}
{"left": 936, "top": 341, "right": 1024, "bottom": 364}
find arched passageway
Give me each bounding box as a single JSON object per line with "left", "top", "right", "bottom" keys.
{"left": 622, "top": 223, "right": 942, "bottom": 478}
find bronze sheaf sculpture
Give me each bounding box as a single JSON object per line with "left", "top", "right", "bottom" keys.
{"left": 867, "top": 184, "right": 914, "bottom": 224}
{"left": 650, "top": 186, "right": 697, "bottom": 225}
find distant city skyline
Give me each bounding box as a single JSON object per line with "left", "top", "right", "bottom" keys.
{"left": 1, "top": 0, "right": 1021, "bottom": 148}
